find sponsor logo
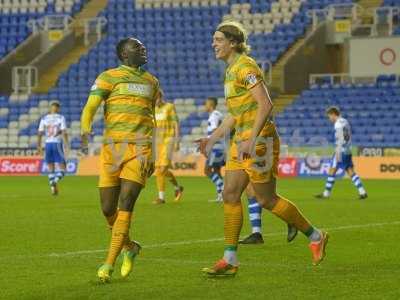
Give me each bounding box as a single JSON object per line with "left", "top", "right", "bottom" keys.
{"left": 380, "top": 164, "right": 400, "bottom": 173}
{"left": 278, "top": 157, "right": 298, "bottom": 177}
{"left": 298, "top": 157, "right": 344, "bottom": 177}
{"left": 171, "top": 162, "right": 197, "bottom": 170}
{"left": 40, "top": 159, "right": 78, "bottom": 174}
{"left": 0, "top": 158, "right": 41, "bottom": 174}
{"left": 125, "top": 83, "right": 153, "bottom": 97}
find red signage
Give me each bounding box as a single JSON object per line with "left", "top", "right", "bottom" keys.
{"left": 278, "top": 157, "right": 298, "bottom": 177}
{"left": 0, "top": 158, "right": 41, "bottom": 175}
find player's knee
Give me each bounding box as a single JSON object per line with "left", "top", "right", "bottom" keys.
{"left": 255, "top": 192, "right": 278, "bottom": 210}
{"left": 222, "top": 185, "right": 241, "bottom": 202}
{"left": 204, "top": 167, "right": 212, "bottom": 177}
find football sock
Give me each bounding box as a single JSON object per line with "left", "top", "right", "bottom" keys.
{"left": 166, "top": 170, "right": 179, "bottom": 189}
{"left": 270, "top": 195, "right": 321, "bottom": 241}
{"left": 105, "top": 210, "right": 132, "bottom": 250}
{"left": 208, "top": 172, "right": 224, "bottom": 196}
{"left": 105, "top": 210, "right": 132, "bottom": 266}
{"left": 248, "top": 196, "right": 262, "bottom": 234}
{"left": 159, "top": 191, "right": 165, "bottom": 200}
{"left": 105, "top": 211, "right": 118, "bottom": 230}
{"left": 48, "top": 173, "right": 56, "bottom": 185}
{"left": 351, "top": 173, "right": 366, "bottom": 195}
{"left": 323, "top": 175, "right": 335, "bottom": 197}
{"left": 223, "top": 202, "right": 243, "bottom": 266}
{"left": 54, "top": 170, "right": 65, "bottom": 183}
{"left": 156, "top": 174, "right": 166, "bottom": 198}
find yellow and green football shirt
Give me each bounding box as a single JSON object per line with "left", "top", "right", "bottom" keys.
{"left": 155, "top": 102, "right": 179, "bottom": 140}
{"left": 81, "top": 65, "right": 160, "bottom": 144}
{"left": 224, "top": 54, "right": 275, "bottom": 142}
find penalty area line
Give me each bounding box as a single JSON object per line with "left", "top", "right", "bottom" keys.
{"left": 45, "top": 220, "right": 400, "bottom": 258}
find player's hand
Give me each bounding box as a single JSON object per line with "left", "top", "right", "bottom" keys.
{"left": 37, "top": 147, "right": 43, "bottom": 156}
{"left": 80, "top": 133, "right": 90, "bottom": 156}
{"left": 64, "top": 146, "right": 70, "bottom": 158}
{"left": 174, "top": 142, "right": 180, "bottom": 152}
{"left": 238, "top": 139, "right": 253, "bottom": 160}
{"left": 195, "top": 138, "right": 210, "bottom": 157}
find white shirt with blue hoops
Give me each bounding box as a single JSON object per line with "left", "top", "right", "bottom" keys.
{"left": 207, "top": 110, "right": 224, "bottom": 151}
{"left": 334, "top": 116, "right": 352, "bottom": 159}
{"left": 38, "top": 113, "right": 67, "bottom": 144}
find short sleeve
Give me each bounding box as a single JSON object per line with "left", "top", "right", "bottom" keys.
{"left": 169, "top": 104, "right": 179, "bottom": 122}
{"left": 238, "top": 63, "right": 264, "bottom": 90}
{"left": 38, "top": 119, "right": 44, "bottom": 132}
{"left": 89, "top": 72, "right": 114, "bottom": 99}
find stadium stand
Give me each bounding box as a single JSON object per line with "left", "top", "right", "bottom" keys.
{"left": 0, "top": 0, "right": 398, "bottom": 151}
{"left": 0, "top": 0, "right": 86, "bottom": 59}
{"left": 275, "top": 77, "right": 400, "bottom": 147}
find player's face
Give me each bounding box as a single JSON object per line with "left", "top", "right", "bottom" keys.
{"left": 50, "top": 104, "right": 59, "bottom": 114}
{"left": 212, "top": 31, "right": 234, "bottom": 61}
{"left": 204, "top": 100, "right": 213, "bottom": 112}
{"left": 123, "top": 38, "right": 147, "bottom": 67}
{"left": 327, "top": 113, "right": 337, "bottom": 123}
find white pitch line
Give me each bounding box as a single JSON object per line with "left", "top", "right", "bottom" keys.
{"left": 45, "top": 220, "right": 400, "bottom": 258}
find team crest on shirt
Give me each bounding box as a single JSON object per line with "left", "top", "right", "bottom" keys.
{"left": 90, "top": 84, "right": 97, "bottom": 91}
{"left": 246, "top": 74, "right": 258, "bottom": 86}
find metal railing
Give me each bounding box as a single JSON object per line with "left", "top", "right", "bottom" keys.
{"left": 307, "top": 3, "right": 363, "bottom": 31}
{"left": 27, "top": 14, "right": 73, "bottom": 33}
{"left": 82, "top": 17, "right": 107, "bottom": 46}
{"left": 308, "top": 4, "right": 399, "bottom": 37}
{"left": 12, "top": 66, "right": 38, "bottom": 94}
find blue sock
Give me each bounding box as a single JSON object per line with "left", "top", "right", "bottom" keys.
{"left": 208, "top": 173, "right": 224, "bottom": 195}
{"left": 323, "top": 175, "right": 336, "bottom": 197}
{"left": 351, "top": 173, "right": 366, "bottom": 195}
{"left": 248, "top": 197, "right": 262, "bottom": 233}
{"left": 48, "top": 173, "right": 56, "bottom": 185}
{"left": 54, "top": 170, "right": 65, "bottom": 183}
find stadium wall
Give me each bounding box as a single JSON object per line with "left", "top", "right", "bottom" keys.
{"left": 1, "top": 155, "right": 400, "bottom": 179}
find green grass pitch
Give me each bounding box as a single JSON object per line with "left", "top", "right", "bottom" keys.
{"left": 0, "top": 176, "right": 399, "bottom": 300}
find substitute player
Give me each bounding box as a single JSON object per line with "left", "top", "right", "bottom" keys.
{"left": 198, "top": 21, "right": 328, "bottom": 276}
{"left": 37, "top": 101, "right": 69, "bottom": 196}
{"left": 81, "top": 37, "right": 159, "bottom": 282}
{"left": 315, "top": 106, "right": 367, "bottom": 199}
{"left": 204, "top": 97, "right": 225, "bottom": 203}
{"left": 153, "top": 90, "right": 183, "bottom": 204}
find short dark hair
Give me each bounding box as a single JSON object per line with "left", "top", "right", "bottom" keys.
{"left": 116, "top": 38, "right": 130, "bottom": 61}
{"left": 206, "top": 97, "right": 218, "bottom": 107}
{"left": 50, "top": 101, "right": 60, "bottom": 108}
{"left": 326, "top": 106, "right": 340, "bottom": 116}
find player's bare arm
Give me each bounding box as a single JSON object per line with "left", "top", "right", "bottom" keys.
{"left": 239, "top": 82, "right": 273, "bottom": 158}
{"left": 197, "top": 115, "right": 235, "bottom": 156}
{"left": 37, "top": 131, "right": 43, "bottom": 155}
{"left": 80, "top": 96, "right": 102, "bottom": 154}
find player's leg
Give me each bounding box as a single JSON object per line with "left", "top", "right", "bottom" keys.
{"left": 203, "top": 170, "right": 249, "bottom": 275}
{"left": 252, "top": 178, "right": 328, "bottom": 265}
{"left": 53, "top": 142, "right": 66, "bottom": 184}
{"left": 239, "top": 184, "right": 264, "bottom": 244}
{"left": 315, "top": 167, "right": 338, "bottom": 199}
{"left": 154, "top": 166, "right": 167, "bottom": 204}
{"left": 165, "top": 168, "right": 184, "bottom": 202}
{"left": 100, "top": 179, "right": 143, "bottom": 281}
{"left": 44, "top": 143, "right": 58, "bottom": 195}
{"left": 346, "top": 167, "right": 367, "bottom": 199}
{"left": 204, "top": 163, "right": 224, "bottom": 202}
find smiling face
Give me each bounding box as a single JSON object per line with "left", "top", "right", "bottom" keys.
{"left": 212, "top": 31, "right": 236, "bottom": 62}
{"left": 120, "top": 38, "right": 147, "bottom": 67}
